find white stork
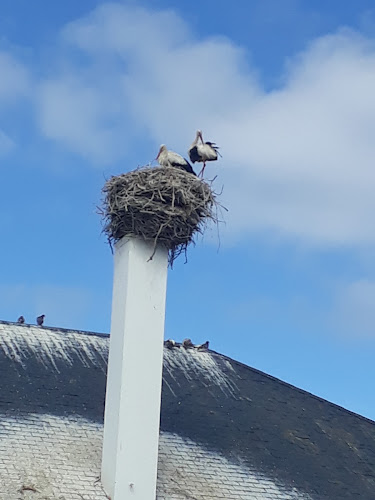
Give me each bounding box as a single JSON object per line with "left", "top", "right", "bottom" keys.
{"left": 188, "top": 130, "right": 220, "bottom": 177}
{"left": 156, "top": 145, "right": 196, "bottom": 175}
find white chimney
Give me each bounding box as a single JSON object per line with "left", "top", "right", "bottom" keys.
{"left": 101, "top": 236, "right": 168, "bottom": 499}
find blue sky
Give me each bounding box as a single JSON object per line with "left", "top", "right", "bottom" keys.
{"left": 1, "top": 0, "right": 375, "bottom": 420}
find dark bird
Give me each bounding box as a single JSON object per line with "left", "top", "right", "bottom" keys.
{"left": 196, "top": 341, "right": 209, "bottom": 350}
{"left": 188, "top": 130, "right": 220, "bottom": 177}
{"left": 17, "top": 316, "right": 25, "bottom": 324}
{"left": 36, "top": 314, "right": 45, "bottom": 326}
{"left": 164, "top": 339, "right": 176, "bottom": 349}
{"left": 156, "top": 144, "right": 196, "bottom": 175}
{"left": 182, "top": 338, "right": 194, "bottom": 349}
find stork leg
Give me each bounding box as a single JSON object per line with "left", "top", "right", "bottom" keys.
{"left": 198, "top": 162, "right": 206, "bottom": 178}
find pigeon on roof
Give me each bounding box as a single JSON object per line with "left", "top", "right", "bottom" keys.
{"left": 188, "top": 130, "right": 220, "bottom": 177}
{"left": 36, "top": 314, "right": 45, "bottom": 326}
{"left": 182, "top": 338, "right": 194, "bottom": 349}
{"left": 196, "top": 341, "right": 209, "bottom": 350}
{"left": 17, "top": 316, "right": 25, "bottom": 324}
{"left": 156, "top": 145, "right": 196, "bottom": 175}
{"left": 164, "top": 339, "right": 176, "bottom": 349}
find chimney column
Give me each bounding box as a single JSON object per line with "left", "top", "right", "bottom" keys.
{"left": 101, "top": 236, "right": 168, "bottom": 499}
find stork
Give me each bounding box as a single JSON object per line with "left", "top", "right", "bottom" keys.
{"left": 188, "top": 130, "right": 220, "bottom": 177}
{"left": 156, "top": 145, "right": 196, "bottom": 175}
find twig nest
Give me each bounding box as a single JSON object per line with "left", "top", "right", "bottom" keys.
{"left": 100, "top": 166, "right": 219, "bottom": 265}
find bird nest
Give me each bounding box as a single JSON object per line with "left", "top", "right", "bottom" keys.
{"left": 100, "top": 166, "right": 220, "bottom": 265}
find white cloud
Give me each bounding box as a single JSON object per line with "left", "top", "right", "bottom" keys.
{"left": 35, "top": 4, "right": 375, "bottom": 246}
{"left": 37, "top": 4, "right": 259, "bottom": 164}
{"left": 38, "top": 76, "right": 125, "bottom": 164}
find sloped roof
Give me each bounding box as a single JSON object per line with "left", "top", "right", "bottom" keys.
{"left": 0, "top": 320, "right": 374, "bottom": 499}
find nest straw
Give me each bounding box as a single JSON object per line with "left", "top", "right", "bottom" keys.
{"left": 99, "top": 166, "right": 221, "bottom": 265}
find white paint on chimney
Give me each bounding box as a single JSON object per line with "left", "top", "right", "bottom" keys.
{"left": 101, "top": 236, "right": 168, "bottom": 500}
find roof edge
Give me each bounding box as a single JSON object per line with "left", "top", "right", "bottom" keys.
{"left": 0, "top": 319, "right": 109, "bottom": 339}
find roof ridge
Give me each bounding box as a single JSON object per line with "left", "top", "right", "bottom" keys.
{"left": 0, "top": 319, "right": 109, "bottom": 338}
{"left": 209, "top": 349, "right": 375, "bottom": 426}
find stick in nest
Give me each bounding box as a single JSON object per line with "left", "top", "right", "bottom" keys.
{"left": 99, "top": 165, "right": 222, "bottom": 266}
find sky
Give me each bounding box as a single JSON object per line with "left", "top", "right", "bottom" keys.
{"left": 1, "top": 0, "right": 375, "bottom": 420}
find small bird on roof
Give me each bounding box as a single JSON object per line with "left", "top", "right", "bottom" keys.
{"left": 164, "top": 339, "right": 176, "bottom": 349}
{"left": 196, "top": 341, "right": 209, "bottom": 350}
{"left": 156, "top": 145, "right": 196, "bottom": 175}
{"left": 36, "top": 314, "right": 45, "bottom": 326}
{"left": 17, "top": 316, "right": 25, "bottom": 324}
{"left": 188, "top": 130, "right": 220, "bottom": 177}
{"left": 182, "top": 338, "right": 194, "bottom": 349}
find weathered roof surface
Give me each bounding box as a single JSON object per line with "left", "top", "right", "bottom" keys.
{"left": 0, "top": 320, "right": 374, "bottom": 499}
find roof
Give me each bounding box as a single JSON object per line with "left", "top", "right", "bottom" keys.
{"left": 0, "top": 320, "right": 374, "bottom": 499}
